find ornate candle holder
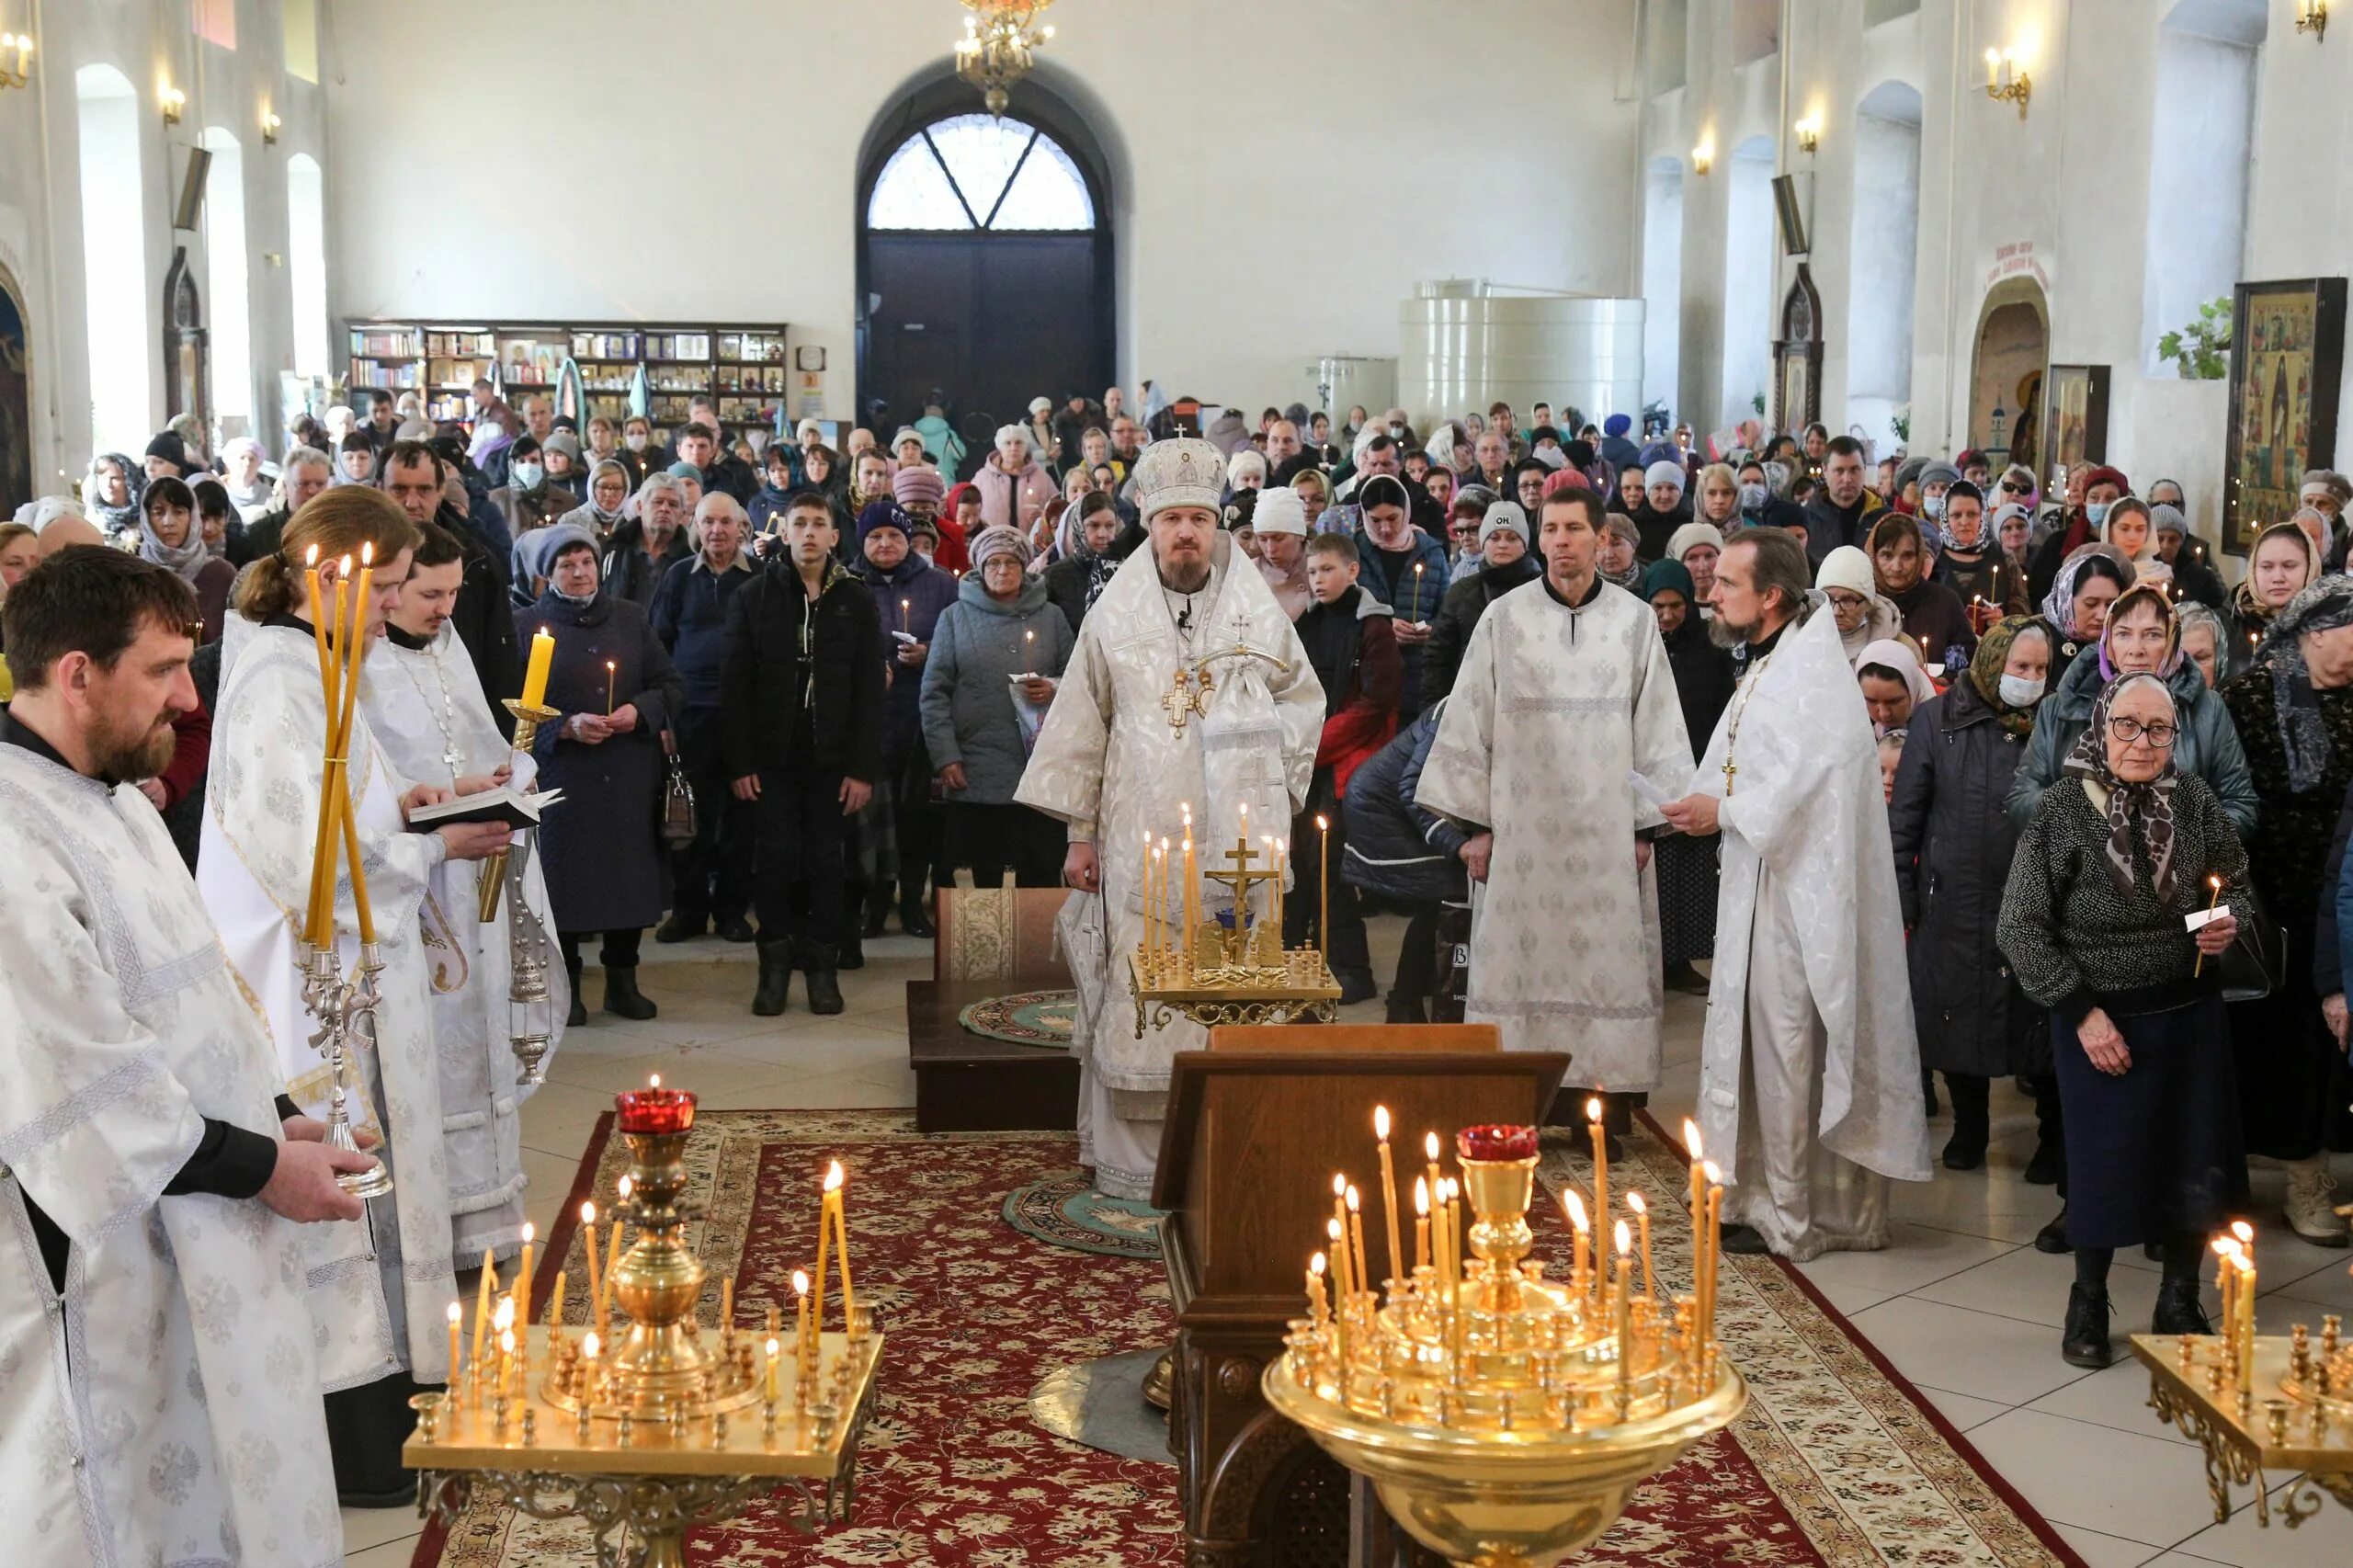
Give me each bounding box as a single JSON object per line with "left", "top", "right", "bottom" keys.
{"left": 478, "top": 698, "right": 559, "bottom": 923}
{"left": 295, "top": 939, "right": 395, "bottom": 1198}
{"left": 1264, "top": 1126, "right": 1745, "bottom": 1568}
{"left": 2135, "top": 1309, "right": 2353, "bottom": 1527}
{"left": 1128, "top": 833, "right": 1339, "bottom": 1037}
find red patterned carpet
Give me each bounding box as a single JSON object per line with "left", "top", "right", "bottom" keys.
{"left": 412, "top": 1110, "right": 2082, "bottom": 1567}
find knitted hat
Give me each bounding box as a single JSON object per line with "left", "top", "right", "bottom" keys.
{"left": 1028, "top": 396, "right": 1052, "bottom": 416}
{"left": 858, "top": 499, "right": 914, "bottom": 543}
{"left": 1814, "top": 544, "right": 1876, "bottom": 599}
{"left": 2151, "top": 503, "right": 2188, "bottom": 538}
{"left": 1479, "top": 501, "right": 1529, "bottom": 547}
{"left": 143, "top": 432, "right": 188, "bottom": 470}
{"left": 517, "top": 523, "right": 597, "bottom": 585}
{"left": 969, "top": 524, "right": 1032, "bottom": 569}
{"left": 892, "top": 465, "right": 945, "bottom": 508}
{"left": 795, "top": 417, "right": 824, "bottom": 443}
{"left": 1131, "top": 437, "right": 1226, "bottom": 522}
{"left": 2081, "top": 464, "right": 2130, "bottom": 499}
{"left": 1665, "top": 521, "right": 1725, "bottom": 562}
{"left": 2301, "top": 469, "right": 2353, "bottom": 507}
{"left": 1643, "top": 459, "right": 1687, "bottom": 494}
{"left": 1253, "top": 485, "right": 1307, "bottom": 537}
{"left": 1540, "top": 468, "right": 1592, "bottom": 499}
{"left": 892, "top": 426, "right": 925, "bottom": 450}
{"left": 1603, "top": 414, "right": 1632, "bottom": 437}
{"left": 543, "top": 430, "right": 582, "bottom": 460}
{"left": 1917, "top": 460, "right": 1962, "bottom": 490}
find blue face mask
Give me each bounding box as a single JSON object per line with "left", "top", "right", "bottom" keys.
{"left": 2086, "top": 501, "right": 2110, "bottom": 528}
{"left": 1923, "top": 494, "right": 1946, "bottom": 520}
{"left": 512, "top": 461, "right": 545, "bottom": 491}
{"left": 1738, "top": 483, "right": 1768, "bottom": 511}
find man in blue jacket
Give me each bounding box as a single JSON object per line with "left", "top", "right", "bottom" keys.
{"left": 652, "top": 493, "right": 758, "bottom": 942}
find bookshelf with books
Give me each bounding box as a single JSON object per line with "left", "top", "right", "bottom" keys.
{"left": 346, "top": 318, "right": 791, "bottom": 442}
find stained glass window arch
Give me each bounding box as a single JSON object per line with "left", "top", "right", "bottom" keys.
{"left": 867, "top": 113, "right": 1096, "bottom": 233}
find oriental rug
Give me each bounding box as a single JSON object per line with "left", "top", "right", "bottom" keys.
{"left": 1000, "top": 1173, "right": 1165, "bottom": 1258}
{"left": 955, "top": 988, "right": 1078, "bottom": 1049}
{"left": 411, "top": 1111, "right": 2083, "bottom": 1568}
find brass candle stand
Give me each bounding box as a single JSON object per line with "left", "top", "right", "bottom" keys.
{"left": 478, "top": 698, "right": 559, "bottom": 923}
{"left": 1129, "top": 832, "right": 1339, "bottom": 1037}
{"left": 1264, "top": 1132, "right": 1745, "bottom": 1568}
{"left": 294, "top": 938, "right": 395, "bottom": 1198}
{"left": 2133, "top": 1316, "right": 2353, "bottom": 1528}
{"left": 407, "top": 1110, "right": 883, "bottom": 1568}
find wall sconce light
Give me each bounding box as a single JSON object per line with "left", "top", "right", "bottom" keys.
{"left": 2299, "top": 0, "right": 2327, "bottom": 40}
{"left": 160, "top": 83, "right": 185, "bottom": 126}
{"left": 1983, "top": 48, "right": 2030, "bottom": 118}
{"left": 0, "top": 29, "right": 32, "bottom": 91}
{"left": 1793, "top": 114, "right": 1823, "bottom": 154}
{"left": 262, "top": 108, "right": 281, "bottom": 145}
{"left": 1692, "top": 139, "right": 1714, "bottom": 176}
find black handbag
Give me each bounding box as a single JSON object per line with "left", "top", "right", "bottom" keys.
{"left": 658, "top": 732, "right": 698, "bottom": 844}
{"left": 2214, "top": 882, "right": 2281, "bottom": 1004}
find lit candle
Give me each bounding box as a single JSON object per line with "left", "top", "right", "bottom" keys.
{"left": 499, "top": 1325, "right": 517, "bottom": 1397}
{"left": 1316, "top": 814, "right": 1330, "bottom": 949}
{"left": 2194, "top": 873, "right": 2223, "bottom": 978}
{"left": 1181, "top": 835, "right": 1198, "bottom": 974}
{"left": 1373, "top": 1106, "right": 1403, "bottom": 1297}
{"left": 1024, "top": 627, "right": 1036, "bottom": 676}
{"left": 1345, "top": 1184, "right": 1369, "bottom": 1302}
{"left": 472, "top": 1248, "right": 497, "bottom": 1370}
{"left": 1628, "top": 1191, "right": 1654, "bottom": 1304}
{"left": 606, "top": 659, "right": 617, "bottom": 717}
{"left": 1158, "top": 838, "right": 1172, "bottom": 960}
{"left": 1307, "top": 1252, "right": 1330, "bottom": 1327}
{"left": 1142, "top": 830, "right": 1154, "bottom": 961}
{"left": 2236, "top": 1255, "right": 2256, "bottom": 1387}
{"left": 1328, "top": 1221, "right": 1350, "bottom": 1370}
{"left": 1445, "top": 1176, "right": 1465, "bottom": 1379}
{"left": 1984, "top": 46, "right": 2001, "bottom": 90}
{"left": 2213, "top": 1236, "right": 2240, "bottom": 1346}
{"left": 1702, "top": 1162, "right": 1724, "bottom": 1350}
{"left": 580, "top": 1330, "right": 600, "bottom": 1405}
{"left": 602, "top": 1207, "right": 623, "bottom": 1335}
{"left": 1412, "top": 559, "right": 1425, "bottom": 622}
{"left": 1413, "top": 1177, "right": 1430, "bottom": 1277}
{"left": 1586, "top": 1096, "right": 1609, "bottom": 1276}
{"left": 1563, "top": 1189, "right": 1591, "bottom": 1298}
{"left": 826, "top": 1160, "right": 854, "bottom": 1322}
{"left": 520, "top": 626, "right": 556, "bottom": 709}
{"left": 579, "top": 1202, "right": 600, "bottom": 1336}
{"left": 1683, "top": 1121, "right": 1706, "bottom": 1312}
{"left": 1330, "top": 1175, "right": 1351, "bottom": 1300}
{"left": 1424, "top": 1131, "right": 1442, "bottom": 1223}
{"left": 792, "top": 1268, "right": 812, "bottom": 1377}
{"left": 1612, "top": 1220, "right": 1634, "bottom": 1410}
{"left": 447, "top": 1300, "right": 463, "bottom": 1388}
{"left": 899, "top": 597, "right": 910, "bottom": 633}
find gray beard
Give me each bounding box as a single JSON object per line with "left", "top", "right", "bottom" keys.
{"left": 1708, "top": 613, "right": 1757, "bottom": 651}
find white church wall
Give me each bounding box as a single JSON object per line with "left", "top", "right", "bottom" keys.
{"left": 324, "top": 0, "right": 1643, "bottom": 422}
{"left": 3, "top": 0, "right": 326, "bottom": 485}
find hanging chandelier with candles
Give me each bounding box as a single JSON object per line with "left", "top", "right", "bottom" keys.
{"left": 955, "top": 0, "right": 1055, "bottom": 117}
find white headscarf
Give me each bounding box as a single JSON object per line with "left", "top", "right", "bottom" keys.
{"left": 1856, "top": 637, "right": 1937, "bottom": 708}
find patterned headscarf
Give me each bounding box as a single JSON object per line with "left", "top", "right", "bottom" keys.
{"left": 1967, "top": 615, "right": 2051, "bottom": 738}
{"left": 2095, "top": 582, "right": 2183, "bottom": 683}
{"left": 2040, "top": 545, "right": 2132, "bottom": 642}
{"left": 2061, "top": 672, "right": 2181, "bottom": 902}
{"left": 2256, "top": 575, "right": 2353, "bottom": 792}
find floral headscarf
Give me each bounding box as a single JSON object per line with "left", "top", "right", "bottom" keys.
{"left": 2040, "top": 545, "right": 2132, "bottom": 642}
{"left": 2096, "top": 582, "right": 2183, "bottom": 683}
{"left": 2256, "top": 575, "right": 2353, "bottom": 792}
{"left": 1967, "top": 615, "right": 2051, "bottom": 738}
{"left": 2060, "top": 671, "right": 2180, "bottom": 902}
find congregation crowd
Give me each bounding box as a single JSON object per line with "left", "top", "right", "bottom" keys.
{"left": 6, "top": 378, "right": 2352, "bottom": 1376}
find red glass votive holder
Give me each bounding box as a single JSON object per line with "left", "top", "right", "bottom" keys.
{"left": 616, "top": 1086, "right": 697, "bottom": 1136}
{"left": 1457, "top": 1123, "right": 1540, "bottom": 1163}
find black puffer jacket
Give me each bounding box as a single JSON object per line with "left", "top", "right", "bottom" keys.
{"left": 720, "top": 561, "right": 887, "bottom": 783}
{"left": 1889, "top": 677, "right": 2044, "bottom": 1076}
{"left": 1340, "top": 703, "right": 1468, "bottom": 904}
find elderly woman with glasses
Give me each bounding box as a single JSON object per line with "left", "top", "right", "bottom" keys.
{"left": 1998, "top": 672, "right": 2251, "bottom": 1368}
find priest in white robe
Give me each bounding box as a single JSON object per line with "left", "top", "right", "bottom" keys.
{"left": 1661, "top": 528, "right": 1932, "bottom": 1261}
{"left": 363, "top": 517, "right": 565, "bottom": 1265}
{"left": 1016, "top": 437, "right": 1324, "bottom": 1199}
{"left": 0, "top": 547, "right": 362, "bottom": 1564}
{"left": 1418, "top": 484, "right": 1692, "bottom": 1108}
{"left": 198, "top": 490, "right": 514, "bottom": 1501}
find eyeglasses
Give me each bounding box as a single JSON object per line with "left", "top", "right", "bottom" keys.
{"left": 2108, "top": 716, "right": 2177, "bottom": 747}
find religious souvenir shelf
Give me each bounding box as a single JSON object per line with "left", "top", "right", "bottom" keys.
{"left": 344, "top": 318, "right": 790, "bottom": 446}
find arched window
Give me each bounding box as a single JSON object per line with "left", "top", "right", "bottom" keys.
{"left": 867, "top": 113, "right": 1095, "bottom": 233}
{"left": 287, "top": 153, "right": 328, "bottom": 379}
{"left": 76, "top": 64, "right": 148, "bottom": 458}
{"left": 201, "top": 128, "right": 252, "bottom": 432}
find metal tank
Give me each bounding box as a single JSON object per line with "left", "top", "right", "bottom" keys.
{"left": 1399, "top": 279, "right": 1644, "bottom": 435}
{"left": 1302, "top": 356, "right": 1398, "bottom": 426}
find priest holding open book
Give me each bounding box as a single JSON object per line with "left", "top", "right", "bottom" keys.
{"left": 198, "top": 487, "right": 516, "bottom": 1506}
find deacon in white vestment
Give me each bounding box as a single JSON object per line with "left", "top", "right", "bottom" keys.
{"left": 1417, "top": 485, "right": 1692, "bottom": 1098}
{"left": 197, "top": 498, "right": 514, "bottom": 1494}
{"left": 1016, "top": 438, "right": 1324, "bottom": 1199}
{"left": 1662, "top": 529, "right": 1931, "bottom": 1261}
{"left": 362, "top": 524, "right": 565, "bottom": 1265}
{"left": 0, "top": 550, "right": 359, "bottom": 1565}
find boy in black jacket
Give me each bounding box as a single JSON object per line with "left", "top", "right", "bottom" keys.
{"left": 722, "top": 491, "right": 887, "bottom": 1016}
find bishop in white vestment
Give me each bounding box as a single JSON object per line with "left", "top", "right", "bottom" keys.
{"left": 1664, "top": 531, "right": 1931, "bottom": 1261}
{"left": 363, "top": 540, "right": 565, "bottom": 1264}
{"left": 1017, "top": 438, "right": 1324, "bottom": 1199}
{"left": 1417, "top": 490, "right": 1692, "bottom": 1097}
{"left": 0, "top": 552, "right": 345, "bottom": 1565}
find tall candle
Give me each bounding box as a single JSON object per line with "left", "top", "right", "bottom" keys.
{"left": 472, "top": 1249, "right": 497, "bottom": 1369}
{"left": 1158, "top": 839, "right": 1172, "bottom": 960}
{"left": 1612, "top": 1221, "right": 1633, "bottom": 1410}
{"left": 1307, "top": 1252, "right": 1330, "bottom": 1327}
{"left": 2213, "top": 1237, "right": 2239, "bottom": 1345}
{"left": 1412, "top": 559, "right": 1425, "bottom": 622}
{"left": 1345, "top": 1185, "right": 1369, "bottom": 1302}
{"left": 1563, "top": 1189, "right": 1590, "bottom": 1299}
{"left": 1424, "top": 1131, "right": 1442, "bottom": 1227}
{"left": 826, "top": 1161, "right": 854, "bottom": 1321}
{"left": 511, "top": 1221, "right": 534, "bottom": 1339}
{"left": 1327, "top": 1217, "right": 1348, "bottom": 1306}
{"left": 2236, "top": 1256, "right": 2256, "bottom": 1387}
{"left": 1628, "top": 1191, "right": 1654, "bottom": 1304}
{"left": 1316, "top": 815, "right": 1330, "bottom": 949}
{"left": 766, "top": 1335, "right": 782, "bottom": 1402}
{"left": 447, "top": 1301, "right": 463, "bottom": 1389}
{"left": 1373, "top": 1106, "right": 1403, "bottom": 1295}
{"left": 603, "top": 1210, "right": 622, "bottom": 1332}
{"left": 335, "top": 554, "right": 377, "bottom": 944}
{"left": 792, "top": 1270, "right": 811, "bottom": 1376}
{"left": 722, "top": 1274, "right": 734, "bottom": 1333}
{"left": 606, "top": 659, "right": 617, "bottom": 717}
{"left": 579, "top": 1202, "right": 601, "bottom": 1337}
{"left": 1273, "top": 838, "right": 1287, "bottom": 939}
{"left": 1413, "top": 1177, "right": 1430, "bottom": 1276}
{"left": 809, "top": 1166, "right": 834, "bottom": 1355}
{"left": 900, "top": 597, "right": 910, "bottom": 634}
{"left": 520, "top": 626, "right": 556, "bottom": 709}
{"left": 1181, "top": 835, "right": 1198, "bottom": 974}
{"left": 1702, "top": 1163, "right": 1724, "bottom": 1351}
{"left": 499, "top": 1326, "right": 517, "bottom": 1397}
{"left": 550, "top": 1269, "right": 565, "bottom": 1335}
{"left": 1142, "top": 831, "right": 1155, "bottom": 960}
{"left": 1586, "top": 1097, "right": 1609, "bottom": 1257}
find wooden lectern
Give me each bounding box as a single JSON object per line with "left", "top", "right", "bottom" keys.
{"left": 1153, "top": 1027, "right": 1569, "bottom": 1567}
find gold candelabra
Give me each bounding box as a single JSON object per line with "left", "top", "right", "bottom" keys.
{"left": 1128, "top": 811, "right": 1339, "bottom": 1037}
{"left": 478, "top": 698, "right": 558, "bottom": 922}
{"left": 295, "top": 939, "right": 395, "bottom": 1198}
{"left": 408, "top": 1083, "right": 882, "bottom": 1568}
{"left": 1264, "top": 1122, "right": 1745, "bottom": 1568}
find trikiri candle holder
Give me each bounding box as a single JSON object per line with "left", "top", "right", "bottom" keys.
{"left": 295, "top": 938, "right": 395, "bottom": 1198}
{"left": 1128, "top": 828, "right": 1338, "bottom": 1038}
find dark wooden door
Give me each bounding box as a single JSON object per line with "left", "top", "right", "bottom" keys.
{"left": 864, "top": 233, "right": 1107, "bottom": 475}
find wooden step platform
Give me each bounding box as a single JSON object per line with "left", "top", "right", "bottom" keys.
{"left": 907, "top": 978, "right": 1079, "bottom": 1133}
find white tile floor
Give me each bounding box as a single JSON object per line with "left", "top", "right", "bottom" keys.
{"left": 344, "top": 916, "right": 2353, "bottom": 1566}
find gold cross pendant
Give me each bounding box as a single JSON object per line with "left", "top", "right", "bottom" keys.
{"left": 1162, "top": 668, "right": 1209, "bottom": 733}
{"left": 1721, "top": 757, "right": 1737, "bottom": 797}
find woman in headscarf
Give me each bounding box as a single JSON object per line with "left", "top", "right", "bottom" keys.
{"left": 2228, "top": 519, "right": 2320, "bottom": 679}
{"left": 85, "top": 451, "right": 142, "bottom": 538}
{"left": 2038, "top": 546, "right": 2131, "bottom": 688}
{"left": 2097, "top": 494, "right": 2170, "bottom": 592}
{"left": 137, "top": 476, "right": 237, "bottom": 643}
{"left": 220, "top": 437, "right": 274, "bottom": 520}
{"left": 2219, "top": 577, "right": 2353, "bottom": 1243}
{"left": 1893, "top": 617, "right": 2055, "bottom": 1174}
{"left": 1998, "top": 672, "right": 2252, "bottom": 1365}
{"left": 1597, "top": 512, "right": 1644, "bottom": 591}
{"left": 560, "top": 458, "right": 633, "bottom": 544}
{"left": 1643, "top": 557, "right": 1736, "bottom": 993}
{"left": 1043, "top": 491, "right": 1138, "bottom": 637}
{"left": 2177, "top": 603, "right": 2227, "bottom": 689}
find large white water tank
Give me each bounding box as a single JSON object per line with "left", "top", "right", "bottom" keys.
{"left": 1302, "top": 356, "right": 1396, "bottom": 426}
{"left": 1399, "top": 279, "right": 1644, "bottom": 435}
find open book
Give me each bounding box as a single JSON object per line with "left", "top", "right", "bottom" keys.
{"left": 404, "top": 786, "right": 565, "bottom": 832}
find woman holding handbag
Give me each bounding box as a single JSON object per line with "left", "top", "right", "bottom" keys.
{"left": 2222, "top": 576, "right": 2353, "bottom": 1244}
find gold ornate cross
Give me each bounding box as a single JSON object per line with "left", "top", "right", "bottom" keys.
{"left": 1162, "top": 667, "right": 1209, "bottom": 733}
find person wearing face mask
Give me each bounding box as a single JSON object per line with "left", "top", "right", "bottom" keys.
{"left": 1815, "top": 544, "right": 1906, "bottom": 666}
{"left": 1735, "top": 458, "right": 1805, "bottom": 532}
{"left": 1913, "top": 460, "right": 1961, "bottom": 534}
{"left": 2029, "top": 463, "right": 2129, "bottom": 605}
{"left": 489, "top": 434, "right": 573, "bottom": 541}
{"left": 1891, "top": 616, "right": 2055, "bottom": 1175}
{"left": 2299, "top": 470, "right": 2353, "bottom": 571}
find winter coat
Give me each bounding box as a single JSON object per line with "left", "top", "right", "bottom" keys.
{"left": 1422, "top": 554, "right": 1539, "bottom": 703}
{"left": 599, "top": 518, "right": 693, "bottom": 614}
{"left": 854, "top": 554, "right": 961, "bottom": 766}
{"left": 1801, "top": 488, "right": 1889, "bottom": 562}
{"left": 489, "top": 482, "right": 576, "bottom": 543}
{"left": 648, "top": 551, "right": 756, "bottom": 710}
{"left": 917, "top": 572, "right": 1075, "bottom": 805}
{"left": 1042, "top": 521, "right": 1144, "bottom": 636}
{"left": 721, "top": 562, "right": 887, "bottom": 784}
{"left": 1885, "top": 577, "right": 1979, "bottom": 671}
{"left": 2006, "top": 650, "right": 2258, "bottom": 836}
{"left": 1349, "top": 522, "right": 1451, "bottom": 722}
{"left": 1296, "top": 585, "right": 1403, "bottom": 801}
{"left": 1658, "top": 615, "right": 1736, "bottom": 761}
{"left": 517, "top": 590, "right": 682, "bottom": 934}
{"left": 1630, "top": 500, "right": 1689, "bottom": 563}
{"left": 432, "top": 499, "right": 521, "bottom": 729}
{"left": 971, "top": 456, "right": 1057, "bottom": 534}
{"left": 1341, "top": 702, "right": 1469, "bottom": 904}
{"left": 1889, "top": 680, "right": 2045, "bottom": 1076}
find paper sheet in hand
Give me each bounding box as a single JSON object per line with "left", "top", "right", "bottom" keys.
{"left": 1627, "top": 770, "right": 1674, "bottom": 810}
{"left": 404, "top": 785, "right": 564, "bottom": 831}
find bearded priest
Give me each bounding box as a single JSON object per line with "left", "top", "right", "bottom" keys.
{"left": 362, "top": 517, "right": 566, "bottom": 1266}
{"left": 1017, "top": 437, "right": 1324, "bottom": 1199}
{"left": 0, "top": 547, "right": 368, "bottom": 1564}
{"left": 1660, "top": 527, "right": 1931, "bottom": 1261}
{"left": 198, "top": 487, "right": 516, "bottom": 1505}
